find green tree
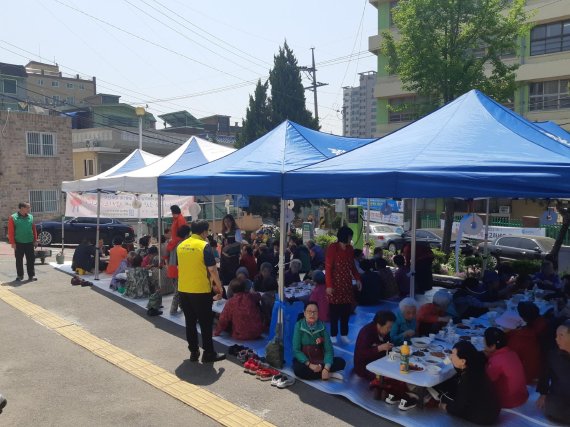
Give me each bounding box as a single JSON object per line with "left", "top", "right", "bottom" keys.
{"left": 381, "top": 0, "right": 531, "bottom": 255}
{"left": 269, "top": 41, "right": 318, "bottom": 129}
{"left": 236, "top": 79, "right": 272, "bottom": 148}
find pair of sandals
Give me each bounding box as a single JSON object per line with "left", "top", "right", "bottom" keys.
{"left": 71, "top": 275, "right": 93, "bottom": 287}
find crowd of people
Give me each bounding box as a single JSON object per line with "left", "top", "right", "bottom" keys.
{"left": 65, "top": 209, "right": 570, "bottom": 424}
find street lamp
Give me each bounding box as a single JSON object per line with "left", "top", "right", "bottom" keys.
{"left": 135, "top": 106, "right": 145, "bottom": 151}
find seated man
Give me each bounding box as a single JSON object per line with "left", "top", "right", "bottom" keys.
{"left": 536, "top": 320, "right": 570, "bottom": 424}
{"left": 354, "top": 310, "right": 395, "bottom": 380}
{"left": 71, "top": 239, "right": 96, "bottom": 273}
{"left": 453, "top": 277, "right": 502, "bottom": 320}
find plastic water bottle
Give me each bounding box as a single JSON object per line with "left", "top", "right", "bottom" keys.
{"left": 445, "top": 319, "right": 454, "bottom": 343}
{"left": 400, "top": 341, "right": 410, "bottom": 374}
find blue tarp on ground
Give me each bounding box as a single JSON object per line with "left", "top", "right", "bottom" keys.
{"left": 158, "top": 120, "right": 376, "bottom": 196}
{"left": 283, "top": 90, "right": 570, "bottom": 200}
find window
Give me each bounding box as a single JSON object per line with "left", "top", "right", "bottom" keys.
{"left": 26, "top": 132, "right": 56, "bottom": 156}
{"left": 517, "top": 238, "right": 538, "bottom": 250}
{"left": 66, "top": 96, "right": 75, "bottom": 105}
{"left": 51, "top": 81, "right": 59, "bottom": 87}
{"left": 66, "top": 82, "right": 74, "bottom": 89}
{"left": 29, "top": 190, "right": 59, "bottom": 213}
{"left": 388, "top": 96, "right": 416, "bottom": 122}
{"left": 1, "top": 78, "right": 17, "bottom": 94}
{"left": 52, "top": 95, "right": 60, "bottom": 105}
{"left": 83, "top": 159, "right": 94, "bottom": 176}
{"left": 496, "top": 237, "right": 518, "bottom": 247}
{"left": 37, "top": 79, "right": 44, "bottom": 86}
{"left": 530, "top": 19, "right": 570, "bottom": 56}
{"left": 78, "top": 83, "right": 85, "bottom": 90}
{"left": 529, "top": 79, "right": 570, "bottom": 111}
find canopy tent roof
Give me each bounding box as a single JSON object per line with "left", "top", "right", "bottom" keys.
{"left": 84, "top": 136, "right": 236, "bottom": 194}
{"left": 283, "top": 90, "right": 570, "bottom": 199}
{"left": 61, "top": 149, "right": 162, "bottom": 192}
{"left": 158, "top": 120, "right": 376, "bottom": 196}
{"left": 534, "top": 121, "right": 570, "bottom": 147}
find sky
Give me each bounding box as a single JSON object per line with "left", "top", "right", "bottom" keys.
{"left": 0, "top": 0, "right": 378, "bottom": 135}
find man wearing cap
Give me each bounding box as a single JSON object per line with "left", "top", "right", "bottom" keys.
{"left": 8, "top": 202, "right": 38, "bottom": 282}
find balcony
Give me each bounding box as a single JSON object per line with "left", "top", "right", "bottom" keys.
{"left": 369, "top": 34, "right": 382, "bottom": 54}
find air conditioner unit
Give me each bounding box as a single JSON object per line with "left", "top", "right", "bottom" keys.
{"left": 85, "top": 140, "right": 91, "bottom": 148}
{"left": 499, "top": 206, "right": 511, "bottom": 214}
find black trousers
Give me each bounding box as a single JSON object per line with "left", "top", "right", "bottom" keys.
{"left": 329, "top": 303, "right": 352, "bottom": 337}
{"left": 15, "top": 242, "right": 35, "bottom": 279}
{"left": 179, "top": 292, "right": 214, "bottom": 355}
{"left": 293, "top": 357, "right": 346, "bottom": 380}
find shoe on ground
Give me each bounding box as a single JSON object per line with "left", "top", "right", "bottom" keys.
{"left": 147, "top": 308, "right": 163, "bottom": 316}
{"left": 0, "top": 394, "right": 6, "bottom": 414}
{"left": 329, "top": 372, "right": 344, "bottom": 381}
{"left": 189, "top": 350, "right": 200, "bottom": 362}
{"left": 276, "top": 375, "right": 295, "bottom": 389}
{"left": 201, "top": 352, "right": 226, "bottom": 363}
{"left": 15, "top": 277, "right": 23, "bottom": 282}
{"left": 28, "top": 276, "right": 37, "bottom": 281}
{"left": 256, "top": 367, "right": 280, "bottom": 381}
{"left": 330, "top": 336, "right": 338, "bottom": 344}
{"left": 385, "top": 394, "right": 400, "bottom": 405}
{"left": 271, "top": 374, "right": 284, "bottom": 386}
{"left": 427, "top": 387, "right": 441, "bottom": 402}
{"left": 340, "top": 336, "right": 351, "bottom": 345}
{"left": 228, "top": 344, "right": 246, "bottom": 357}
{"left": 398, "top": 398, "right": 417, "bottom": 411}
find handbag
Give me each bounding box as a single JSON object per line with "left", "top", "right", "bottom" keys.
{"left": 302, "top": 344, "right": 325, "bottom": 365}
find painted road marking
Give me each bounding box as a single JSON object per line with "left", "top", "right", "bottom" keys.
{"left": 0, "top": 287, "right": 274, "bottom": 427}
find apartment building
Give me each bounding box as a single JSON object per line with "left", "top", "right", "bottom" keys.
{"left": 25, "top": 61, "right": 96, "bottom": 107}
{"left": 0, "top": 62, "right": 28, "bottom": 111}
{"left": 369, "top": 0, "right": 570, "bottom": 136}
{"left": 342, "top": 71, "right": 377, "bottom": 138}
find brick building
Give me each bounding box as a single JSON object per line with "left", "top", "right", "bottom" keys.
{"left": 0, "top": 111, "right": 73, "bottom": 228}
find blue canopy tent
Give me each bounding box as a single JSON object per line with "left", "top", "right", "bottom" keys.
{"left": 158, "top": 120, "right": 375, "bottom": 343}
{"left": 534, "top": 121, "right": 570, "bottom": 147}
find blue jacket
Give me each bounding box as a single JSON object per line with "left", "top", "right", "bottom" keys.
{"left": 390, "top": 310, "right": 416, "bottom": 345}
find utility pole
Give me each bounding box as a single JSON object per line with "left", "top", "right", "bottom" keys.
{"left": 300, "top": 48, "right": 328, "bottom": 122}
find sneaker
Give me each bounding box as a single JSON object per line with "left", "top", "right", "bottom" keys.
{"left": 0, "top": 394, "right": 6, "bottom": 414}
{"left": 147, "top": 308, "right": 163, "bottom": 316}
{"left": 28, "top": 276, "right": 37, "bottom": 281}
{"left": 15, "top": 277, "right": 23, "bottom": 282}
{"left": 329, "top": 372, "right": 344, "bottom": 381}
{"left": 340, "top": 336, "right": 351, "bottom": 345}
{"left": 244, "top": 358, "right": 261, "bottom": 374}
{"left": 271, "top": 374, "right": 284, "bottom": 386}
{"left": 189, "top": 350, "right": 200, "bottom": 362}
{"left": 276, "top": 375, "right": 295, "bottom": 389}
{"left": 71, "top": 276, "right": 82, "bottom": 286}
{"left": 256, "top": 368, "right": 280, "bottom": 381}
{"left": 398, "top": 398, "right": 417, "bottom": 411}
{"left": 330, "top": 336, "right": 338, "bottom": 344}
{"left": 228, "top": 345, "right": 246, "bottom": 357}
{"left": 237, "top": 349, "right": 252, "bottom": 362}
{"left": 385, "top": 394, "right": 400, "bottom": 405}
{"left": 201, "top": 352, "right": 226, "bottom": 363}
{"left": 427, "top": 387, "right": 441, "bottom": 402}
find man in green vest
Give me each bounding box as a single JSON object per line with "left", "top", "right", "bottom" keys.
{"left": 177, "top": 220, "right": 225, "bottom": 363}
{"left": 8, "top": 202, "right": 38, "bottom": 282}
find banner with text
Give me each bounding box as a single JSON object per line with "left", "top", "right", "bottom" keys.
{"left": 66, "top": 192, "right": 195, "bottom": 219}
{"left": 443, "top": 220, "right": 546, "bottom": 240}
{"left": 356, "top": 198, "right": 404, "bottom": 226}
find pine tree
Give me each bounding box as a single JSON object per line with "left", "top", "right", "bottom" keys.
{"left": 236, "top": 79, "right": 271, "bottom": 148}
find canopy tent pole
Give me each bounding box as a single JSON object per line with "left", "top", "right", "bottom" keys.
{"left": 409, "top": 198, "right": 417, "bottom": 298}
{"left": 277, "top": 198, "right": 287, "bottom": 339}
{"left": 60, "top": 191, "right": 65, "bottom": 256}
{"left": 481, "top": 198, "right": 491, "bottom": 275}
{"left": 157, "top": 192, "right": 162, "bottom": 290}
{"left": 365, "top": 198, "right": 371, "bottom": 258}
{"left": 212, "top": 197, "right": 216, "bottom": 236}
{"left": 94, "top": 190, "right": 101, "bottom": 280}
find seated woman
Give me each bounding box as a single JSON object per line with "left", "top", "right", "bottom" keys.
{"left": 253, "top": 262, "right": 278, "bottom": 292}
{"left": 136, "top": 235, "right": 151, "bottom": 258}
{"left": 292, "top": 301, "right": 346, "bottom": 381}
{"left": 226, "top": 267, "right": 253, "bottom": 299}
{"left": 536, "top": 320, "right": 570, "bottom": 424}
{"left": 390, "top": 298, "right": 417, "bottom": 345}
{"left": 123, "top": 254, "right": 151, "bottom": 299}
{"left": 214, "top": 279, "right": 263, "bottom": 341}
{"left": 357, "top": 259, "right": 381, "bottom": 305}
{"left": 110, "top": 251, "right": 135, "bottom": 290}
{"left": 393, "top": 254, "right": 410, "bottom": 298}
{"left": 354, "top": 310, "right": 395, "bottom": 380}
{"left": 376, "top": 258, "right": 399, "bottom": 300}
{"left": 417, "top": 289, "right": 452, "bottom": 336}
{"left": 533, "top": 260, "right": 561, "bottom": 291}
{"left": 439, "top": 341, "right": 500, "bottom": 425}
{"left": 284, "top": 259, "right": 302, "bottom": 286}
{"left": 309, "top": 270, "right": 329, "bottom": 322}
{"left": 239, "top": 244, "right": 258, "bottom": 279}
{"left": 105, "top": 237, "right": 128, "bottom": 275}
{"left": 507, "top": 301, "right": 548, "bottom": 384}
{"left": 484, "top": 327, "right": 528, "bottom": 408}
{"left": 141, "top": 246, "right": 158, "bottom": 268}
{"left": 71, "top": 239, "right": 96, "bottom": 273}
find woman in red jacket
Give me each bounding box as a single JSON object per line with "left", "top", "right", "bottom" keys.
{"left": 214, "top": 279, "right": 263, "bottom": 341}
{"left": 325, "top": 226, "right": 361, "bottom": 345}
{"left": 484, "top": 327, "right": 528, "bottom": 408}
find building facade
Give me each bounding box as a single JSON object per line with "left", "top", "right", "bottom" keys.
{"left": 0, "top": 62, "right": 28, "bottom": 112}
{"left": 342, "top": 71, "right": 377, "bottom": 138}
{"left": 0, "top": 111, "right": 73, "bottom": 225}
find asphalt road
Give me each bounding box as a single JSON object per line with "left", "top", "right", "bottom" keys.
{"left": 0, "top": 243, "right": 398, "bottom": 427}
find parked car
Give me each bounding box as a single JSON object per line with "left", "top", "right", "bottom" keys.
{"left": 365, "top": 223, "right": 405, "bottom": 251}
{"left": 384, "top": 228, "right": 474, "bottom": 253}
{"left": 36, "top": 217, "right": 135, "bottom": 246}
{"left": 477, "top": 235, "right": 555, "bottom": 265}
